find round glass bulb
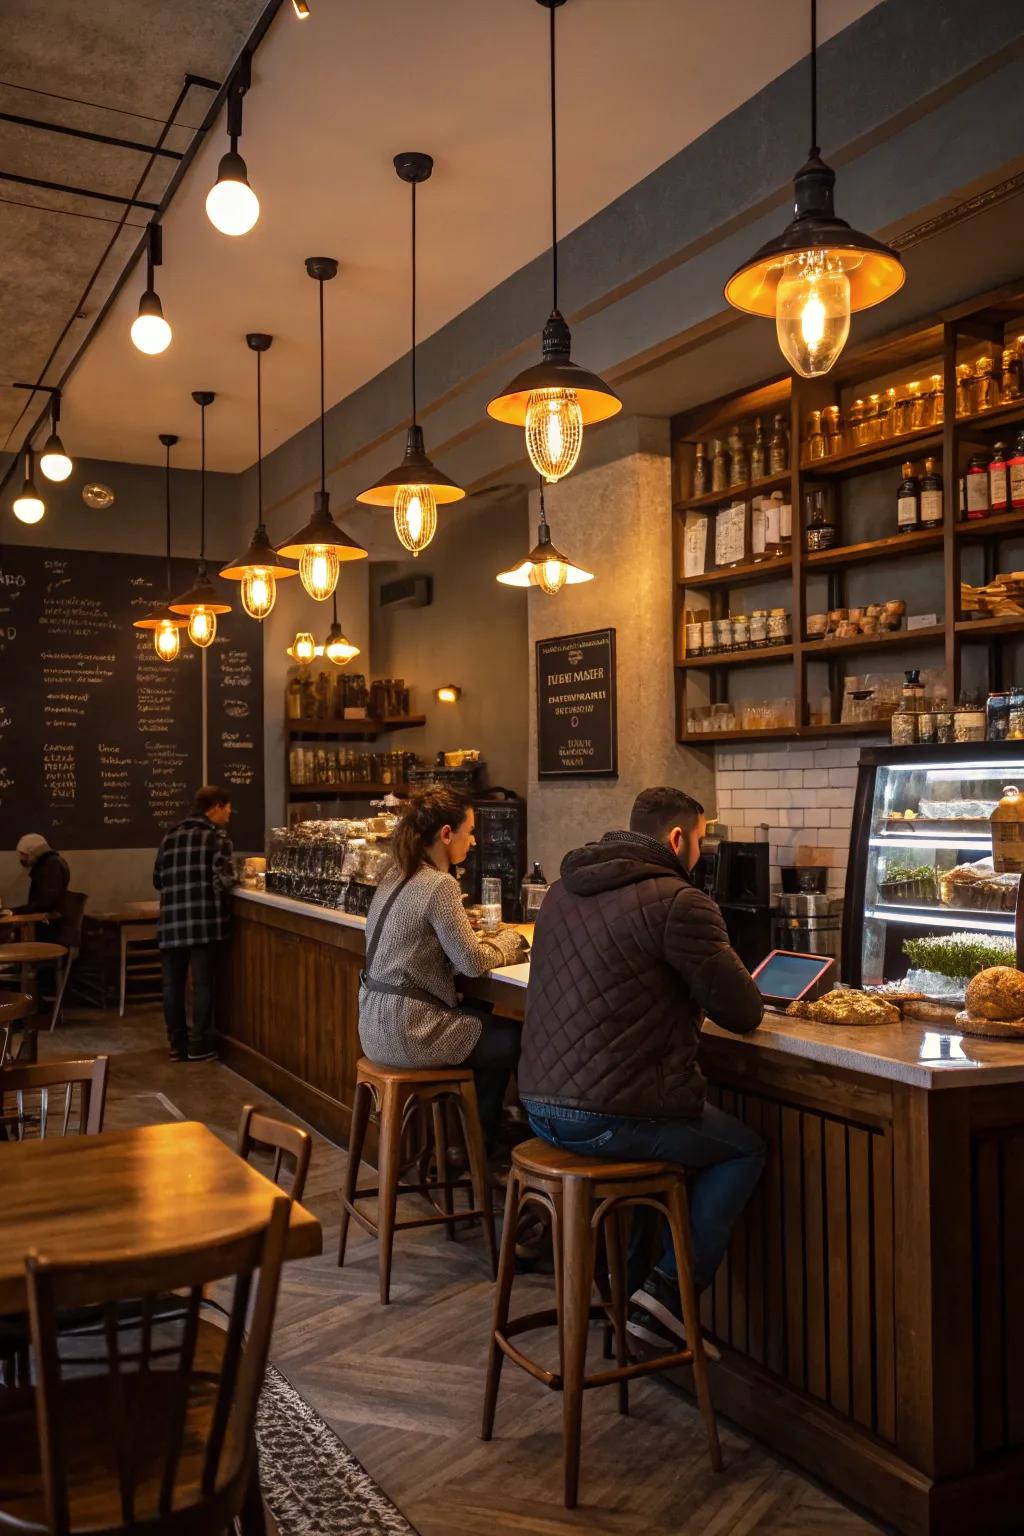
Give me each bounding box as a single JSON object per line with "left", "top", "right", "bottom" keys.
{"left": 13, "top": 490, "right": 45, "bottom": 525}
{"left": 206, "top": 176, "right": 260, "bottom": 237}
{"left": 291, "top": 631, "right": 316, "bottom": 664}
{"left": 534, "top": 557, "right": 568, "bottom": 596}
{"left": 40, "top": 440, "right": 72, "bottom": 482}
{"left": 154, "top": 621, "right": 180, "bottom": 661}
{"left": 299, "top": 544, "right": 339, "bottom": 601}
{"left": 775, "top": 253, "right": 851, "bottom": 378}
{"left": 188, "top": 608, "right": 217, "bottom": 648}
{"left": 131, "top": 311, "right": 172, "bottom": 355}
{"left": 394, "top": 484, "right": 437, "bottom": 557}
{"left": 324, "top": 633, "right": 359, "bottom": 665}
{"left": 241, "top": 567, "right": 276, "bottom": 620}
{"left": 525, "top": 387, "right": 584, "bottom": 483}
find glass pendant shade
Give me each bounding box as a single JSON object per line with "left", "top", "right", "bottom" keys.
{"left": 221, "top": 526, "right": 296, "bottom": 619}
{"left": 775, "top": 253, "right": 851, "bottom": 377}
{"left": 187, "top": 608, "right": 217, "bottom": 648}
{"left": 323, "top": 621, "right": 359, "bottom": 664}
{"left": 287, "top": 631, "right": 316, "bottom": 664}
{"left": 276, "top": 492, "right": 366, "bottom": 599}
{"left": 154, "top": 620, "right": 181, "bottom": 661}
{"left": 131, "top": 290, "right": 172, "bottom": 355}
{"left": 39, "top": 433, "right": 72, "bottom": 482}
{"left": 525, "top": 387, "right": 583, "bottom": 482}
{"left": 394, "top": 484, "right": 437, "bottom": 557}
{"left": 13, "top": 450, "right": 45, "bottom": 524}
{"left": 240, "top": 568, "right": 276, "bottom": 619}
{"left": 299, "top": 544, "right": 339, "bottom": 601}
{"left": 207, "top": 151, "right": 259, "bottom": 236}
{"left": 496, "top": 520, "right": 592, "bottom": 593}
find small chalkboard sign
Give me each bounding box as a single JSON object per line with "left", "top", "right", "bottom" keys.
{"left": 536, "top": 628, "right": 617, "bottom": 780}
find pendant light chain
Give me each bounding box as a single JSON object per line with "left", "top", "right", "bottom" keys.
{"left": 549, "top": 0, "right": 558, "bottom": 313}
{"left": 410, "top": 178, "right": 418, "bottom": 426}
{"left": 809, "top": 0, "right": 818, "bottom": 155}
{"left": 319, "top": 274, "right": 326, "bottom": 495}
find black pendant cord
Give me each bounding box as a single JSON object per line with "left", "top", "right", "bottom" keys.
{"left": 410, "top": 179, "right": 418, "bottom": 426}
{"left": 164, "top": 440, "right": 173, "bottom": 597}
{"left": 318, "top": 274, "right": 326, "bottom": 496}
{"left": 538, "top": 476, "right": 548, "bottom": 530}
{"left": 809, "top": 0, "right": 818, "bottom": 156}
{"left": 332, "top": 588, "right": 339, "bottom": 625}
{"left": 256, "top": 348, "right": 263, "bottom": 522}
{"left": 548, "top": 0, "right": 558, "bottom": 313}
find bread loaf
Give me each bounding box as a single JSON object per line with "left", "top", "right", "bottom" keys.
{"left": 964, "top": 966, "right": 1024, "bottom": 1021}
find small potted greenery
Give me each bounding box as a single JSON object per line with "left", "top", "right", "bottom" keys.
{"left": 903, "top": 931, "right": 1016, "bottom": 997}
{"left": 879, "top": 860, "right": 936, "bottom": 904}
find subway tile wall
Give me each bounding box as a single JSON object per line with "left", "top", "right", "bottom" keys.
{"left": 713, "top": 742, "right": 873, "bottom": 899}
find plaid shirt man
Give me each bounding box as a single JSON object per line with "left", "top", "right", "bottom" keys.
{"left": 153, "top": 815, "right": 237, "bottom": 949}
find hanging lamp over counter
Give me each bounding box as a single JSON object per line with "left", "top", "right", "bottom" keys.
{"left": 12, "top": 447, "right": 45, "bottom": 525}
{"left": 133, "top": 434, "right": 188, "bottom": 660}
{"left": 321, "top": 587, "right": 360, "bottom": 664}
{"left": 207, "top": 52, "right": 260, "bottom": 237}
{"left": 220, "top": 333, "right": 298, "bottom": 620}
{"left": 356, "top": 152, "right": 464, "bottom": 556}
{"left": 131, "top": 223, "right": 172, "bottom": 355}
{"left": 11, "top": 381, "right": 73, "bottom": 491}
{"left": 487, "top": 0, "right": 620, "bottom": 481}
{"left": 497, "top": 478, "right": 593, "bottom": 595}
{"left": 724, "top": 0, "right": 904, "bottom": 377}
{"left": 276, "top": 257, "right": 367, "bottom": 599}
{"left": 169, "top": 392, "right": 232, "bottom": 647}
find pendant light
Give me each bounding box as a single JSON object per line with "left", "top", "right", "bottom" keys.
{"left": 131, "top": 223, "right": 172, "bottom": 355}
{"left": 487, "top": 0, "right": 620, "bottom": 481}
{"left": 287, "top": 631, "right": 317, "bottom": 664}
{"left": 496, "top": 478, "right": 593, "bottom": 594}
{"left": 133, "top": 435, "right": 188, "bottom": 660}
{"left": 322, "top": 589, "right": 360, "bottom": 665}
{"left": 276, "top": 257, "right": 367, "bottom": 598}
{"left": 169, "top": 392, "right": 232, "bottom": 647}
{"left": 206, "top": 54, "right": 260, "bottom": 238}
{"left": 37, "top": 389, "right": 72, "bottom": 481}
{"left": 356, "top": 153, "right": 464, "bottom": 555}
{"left": 724, "top": 0, "right": 904, "bottom": 377}
{"left": 12, "top": 448, "right": 45, "bottom": 525}
{"left": 292, "top": 0, "right": 311, "bottom": 15}
{"left": 220, "top": 334, "right": 298, "bottom": 620}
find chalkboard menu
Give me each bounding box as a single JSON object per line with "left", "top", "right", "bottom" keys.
{"left": 0, "top": 544, "right": 264, "bottom": 851}
{"left": 536, "top": 628, "right": 617, "bottom": 779}
{"left": 206, "top": 607, "right": 264, "bottom": 852}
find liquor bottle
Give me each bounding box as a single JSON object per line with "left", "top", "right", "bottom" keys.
{"left": 897, "top": 461, "right": 920, "bottom": 534}
{"left": 727, "top": 423, "right": 748, "bottom": 487}
{"left": 965, "top": 454, "right": 991, "bottom": 520}
{"left": 693, "top": 442, "right": 709, "bottom": 496}
{"left": 990, "top": 442, "right": 1009, "bottom": 512}
{"left": 769, "top": 413, "right": 789, "bottom": 473}
{"left": 919, "top": 458, "right": 943, "bottom": 530}
{"left": 763, "top": 491, "right": 782, "bottom": 555}
{"left": 750, "top": 417, "right": 767, "bottom": 479}
{"left": 711, "top": 439, "right": 729, "bottom": 493}
{"left": 1009, "top": 428, "right": 1024, "bottom": 510}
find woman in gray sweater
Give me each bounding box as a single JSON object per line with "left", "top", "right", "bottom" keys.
{"left": 359, "top": 787, "right": 526, "bottom": 1148}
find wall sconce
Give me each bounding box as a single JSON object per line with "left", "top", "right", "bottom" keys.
{"left": 434, "top": 685, "right": 462, "bottom": 704}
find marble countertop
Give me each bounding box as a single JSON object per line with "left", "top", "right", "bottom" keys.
{"left": 234, "top": 888, "right": 1024, "bottom": 1087}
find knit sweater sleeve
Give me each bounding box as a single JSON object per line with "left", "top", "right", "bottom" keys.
{"left": 427, "top": 877, "right": 524, "bottom": 977}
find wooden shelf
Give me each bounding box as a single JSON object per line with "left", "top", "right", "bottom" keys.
{"left": 801, "top": 721, "right": 891, "bottom": 737}
{"left": 674, "top": 471, "right": 790, "bottom": 514}
{"left": 678, "top": 644, "right": 794, "bottom": 670}
{"left": 954, "top": 508, "right": 1024, "bottom": 540}
{"left": 286, "top": 715, "right": 425, "bottom": 739}
{"left": 956, "top": 399, "right": 1024, "bottom": 436}
{"left": 802, "top": 429, "right": 942, "bottom": 478}
{"left": 288, "top": 781, "right": 410, "bottom": 798}
{"left": 802, "top": 624, "right": 945, "bottom": 656}
{"left": 679, "top": 726, "right": 799, "bottom": 745}
{"left": 679, "top": 720, "right": 891, "bottom": 746}
{"left": 679, "top": 554, "right": 790, "bottom": 590}
{"left": 955, "top": 616, "right": 1024, "bottom": 639}
{"left": 804, "top": 529, "right": 944, "bottom": 571}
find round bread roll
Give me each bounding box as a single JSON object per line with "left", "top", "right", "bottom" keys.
{"left": 965, "top": 966, "right": 1024, "bottom": 1021}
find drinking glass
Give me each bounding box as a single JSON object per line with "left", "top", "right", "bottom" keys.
{"left": 481, "top": 876, "right": 503, "bottom": 933}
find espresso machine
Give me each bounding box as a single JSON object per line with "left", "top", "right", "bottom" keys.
{"left": 696, "top": 833, "right": 773, "bottom": 971}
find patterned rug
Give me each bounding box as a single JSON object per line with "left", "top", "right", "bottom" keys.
{"left": 257, "top": 1364, "right": 419, "bottom": 1536}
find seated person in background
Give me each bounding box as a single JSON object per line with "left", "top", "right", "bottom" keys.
{"left": 518, "top": 786, "right": 765, "bottom": 1352}
{"left": 7, "top": 833, "right": 71, "bottom": 945}
{"left": 359, "top": 787, "right": 527, "bottom": 1152}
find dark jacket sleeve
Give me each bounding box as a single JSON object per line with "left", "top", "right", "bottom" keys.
{"left": 23, "top": 855, "right": 69, "bottom": 916}
{"left": 153, "top": 840, "right": 164, "bottom": 892}
{"left": 662, "top": 886, "right": 763, "bottom": 1035}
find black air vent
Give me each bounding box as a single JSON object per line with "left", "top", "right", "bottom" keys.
{"left": 379, "top": 574, "right": 432, "bottom": 610}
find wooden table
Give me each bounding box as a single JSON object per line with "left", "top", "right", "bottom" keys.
{"left": 0, "top": 913, "right": 51, "bottom": 942}
{"left": 0, "top": 1120, "right": 323, "bottom": 1313}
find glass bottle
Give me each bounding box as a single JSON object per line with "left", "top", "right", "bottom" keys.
{"left": 728, "top": 423, "right": 748, "bottom": 487}
{"left": 711, "top": 438, "right": 729, "bottom": 492}
{"left": 930, "top": 373, "right": 944, "bottom": 426}
{"left": 750, "top": 417, "right": 767, "bottom": 480}
{"left": 965, "top": 454, "right": 991, "bottom": 520}
{"left": 862, "top": 393, "right": 880, "bottom": 442}
{"left": 990, "top": 442, "right": 1009, "bottom": 513}
{"left": 1009, "top": 428, "right": 1024, "bottom": 511}
{"left": 975, "top": 355, "right": 999, "bottom": 412}
{"left": 891, "top": 391, "right": 909, "bottom": 437}
{"left": 1001, "top": 348, "right": 1020, "bottom": 403}
{"left": 823, "top": 403, "right": 843, "bottom": 455}
{"left": 849, "top": 398, "right": 866, "bottom": 446}
{"left": 805, "top": 409, "right": 825, "bottom": 460}
{"left": 907, "top": 380, "right": 927, "bottom": 431}
{"left": 693, "top": 442, "right": 709, "bottom": 496}
{"left": 897, "top": 461, "right": 920, "bottom": 534}
{"left": 769, "top": 413, "right": 789, "bottom": 473}
{"left": 876, "top": 389, "right": 893, "bottom": 440}
{"left": 956, "top": 362, "right": 974, "bottom": 417}
{"left": 804, "top": 488, "right": 838, "bottom": 551}
{"left": 919, "top": 458, "right": 943, "bottom": 530}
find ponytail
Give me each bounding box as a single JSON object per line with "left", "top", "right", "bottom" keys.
{"left": 392, "top": 786, "right": 471, "bottom": 878}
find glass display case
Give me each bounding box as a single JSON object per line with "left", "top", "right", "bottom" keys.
{"left": 266, "top": 812, "right": 398, "bottom": 915}
{"left": 843, "top": 743, "right": 1024, "bottom": 989}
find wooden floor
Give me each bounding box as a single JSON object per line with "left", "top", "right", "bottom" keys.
{"left": 37, "top": 1005, "right": 888, "bottom": 1536}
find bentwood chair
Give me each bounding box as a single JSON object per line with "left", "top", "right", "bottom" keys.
{"left": 0, "top": 1057, "right": 109, "bottom": 1141}
{"left": 0, "top": 995, "right": 35, "bottom": 1068}
{"left": 237, "top": 1105, "right": 313, "bottom": 1203}
{"left": 50, "top": 892, "right": 88, "bottom": 1031}
{"left": 0, "top": 1198, "right": 290, "bottom": 1536}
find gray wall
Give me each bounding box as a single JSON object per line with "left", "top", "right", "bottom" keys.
{"left": 527, "top": 417, "right": 714, "bottom": 877}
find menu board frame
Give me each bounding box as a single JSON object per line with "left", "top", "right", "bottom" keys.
{"left": 535, "top": 628, "right": 618, "bottom": 781}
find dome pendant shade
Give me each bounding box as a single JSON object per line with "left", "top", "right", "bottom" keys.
{"left": 356, "top": 425, "right": 464, "bottom": 508}
{"left": 169, "top": 563, "right": 232, "bottom": 617}
{"left": 276, "top": 491, "right": 367, "bottom": 567}
{"left": 133, "top": 601, "right": 188, "bottom": 632}
{"left": 487, "top": 310, "right": 621, "bottom": 429}
{"left": 724, "top": 153, "right": 904, "bottom": 320}
{"left": 496, "top": 519, "right": 593, "bottom": 591}
{"left": 219, "top": 523, "right": 298, "bottom": 582}
{"left": 322, "top": 620, "right": 360, "bottom": 664}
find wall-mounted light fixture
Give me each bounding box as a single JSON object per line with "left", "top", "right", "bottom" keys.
{"left": 292, "top": 0, "right": 311, "bottom": 16}
{"left": 434, "top": 685, "right": 462, "bottom": 704}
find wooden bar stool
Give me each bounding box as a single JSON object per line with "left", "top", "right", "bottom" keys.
{"left": 481, "top": 1137, "right": 722, "bottom": 1509}
{"left": 337, "top": 1056, "right": 496, "bottom": 1303}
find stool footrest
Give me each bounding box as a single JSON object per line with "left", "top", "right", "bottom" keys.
{"left": 351, "top": 1179, "right": 474, "bottom": 1201}
{"left": 342, "top": 1201, "right": 488, "bottom": 1235}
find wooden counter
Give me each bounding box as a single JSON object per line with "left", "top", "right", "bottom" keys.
{"left": 219, "top": 888, "right": 1024, "bottom": 1536}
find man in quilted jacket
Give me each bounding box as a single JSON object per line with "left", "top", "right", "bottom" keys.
{"left": 518, "top": 785, "right": 765, "bottom": 1353}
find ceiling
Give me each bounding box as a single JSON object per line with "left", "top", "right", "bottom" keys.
{"left": 5, "top": 0, "right": 879, "bottom": 475}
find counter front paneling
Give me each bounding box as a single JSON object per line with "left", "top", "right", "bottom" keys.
{"left": 219, "top": 887, "right": 1024, "bottom": 1536}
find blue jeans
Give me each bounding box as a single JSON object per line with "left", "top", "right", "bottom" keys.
{"left": 523, "top": 1099, "right": 766, "bottom": 1293}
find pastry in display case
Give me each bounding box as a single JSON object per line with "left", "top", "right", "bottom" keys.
{"left": 843, "top": 742, "right": 1024, "bottom": 994}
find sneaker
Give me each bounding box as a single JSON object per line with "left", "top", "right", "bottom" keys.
{"left": 168, "top": 1048, "right": 186, "bottom": 1062}
{"left": 186, "top": 1047, "right": 218, "bottom": 1063}
{"left": 626, "top": 1270, "right": 721, "bottom": 1361}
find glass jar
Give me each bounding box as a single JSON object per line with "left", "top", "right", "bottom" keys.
{"left": 890, "top": 710, "right": 917, "bottom": 746}
{"left": 685, "top": 621, "right": 704, "bottom": 655}
{"left": 876, "top": 389, "right": 893, "bottom": 440}
{"left": 701, "top": 619, "right": 716, "bottom": 652}
{"left": 822, "top": 404, "right": 843, "bottom": 455}
{"left": 954, "top": 700, "right": 987, "bottom": 742}
{"left": 749, "top": 610, "right": 768, "bottom": 647}
{"left": 1010, "top": 689, "right": 1024, "bottom": 741}
{"left": 1002, "top": 348, "right": 1020, "bottom": 403}
{"left": 849, "top": 398, "right": 866, "bottom": 447}
{"left": 975, "top": 355, "right": 999, "bottom": 412}
{"left": 956, "top": 362, "right": 974, "bottom": 417}
{"left": 891, "top": 391, "right": 911, "bottom": 437}
{"left": 987, "top": 692, "right": 1011, "bottom": 741}
{"left": 767, "top": 609, "right": 791, "bottom": 645}
{"left": 731, "top": 614, "right": 750, "bottom": 650}
{"left": 714, "top": 616, "right": 734, "bottom": 651}
{"left": 917, "top": 710, "right": 938, "bottom": 745}
{"left": 930, "top": 373, "right": 945, "bottom": 426}
{"left": 805, "top": 409, "right": 826, "bottom": 460}
{"left": 936, "top": 711, "right": 954, "bottom": 744}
